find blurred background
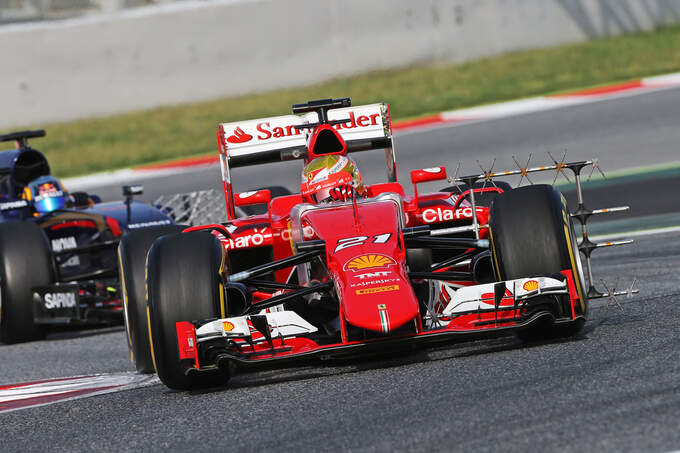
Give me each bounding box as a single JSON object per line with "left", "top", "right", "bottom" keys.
{"left": 1, "top": 0, "right": 679, "bottom": 228}
{"left": 2, "top": 0, "right": 679, "bottom": 129}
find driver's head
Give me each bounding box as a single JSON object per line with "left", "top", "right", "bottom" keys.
{"left": 23, "top": 175, "right": 67, "bottom": 213}
{"left": 301, "top": 155, "right": 365, "bottom": 203}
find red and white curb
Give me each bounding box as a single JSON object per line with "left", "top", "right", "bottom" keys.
{"left": 63, "top": 71, "right": 680, "bottom": 191}
{"left": 0, "top": 372, "right": 159, "bottom": 413}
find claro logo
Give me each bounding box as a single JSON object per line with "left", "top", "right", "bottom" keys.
{"left": 221, "top": 227, "right": 271, "bottom": 250}
{"left": 421, "top": 207, "right": 484, "bottom": 223}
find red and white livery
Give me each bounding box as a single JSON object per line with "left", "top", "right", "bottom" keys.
{"left": 122, "top": 98, "right": 595, "bottom": 390}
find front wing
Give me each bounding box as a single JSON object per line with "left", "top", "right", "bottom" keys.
{"left": 175, "top": 273, "right": 581, "bottom": 376}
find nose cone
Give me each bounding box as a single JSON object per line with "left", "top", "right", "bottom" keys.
{"left": 343, "top": 279, "right": 419, "bottom": 334}
{"left": 302, "top": 200, "right": 420, "bottom": 335}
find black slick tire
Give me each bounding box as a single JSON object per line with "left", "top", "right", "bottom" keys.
{"left": 488, "top": 185, "right": 587, "bottom": 340}
{"left": 118, "top": 225, "right": 184, "bottom": 373}
{"left": 0, "top": 221, "right": 52, "bottom": 344}
{"left": 146, "top": 231, "right": 228, "bottom": 390}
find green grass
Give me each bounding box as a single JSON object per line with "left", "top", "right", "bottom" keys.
{"left": 5, "top": 25, "right": 680, "bottom": 177}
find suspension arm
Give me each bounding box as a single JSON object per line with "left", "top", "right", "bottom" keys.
{"left": 243, "top": 282, "right": 333, "bottom": 315}
{"left": 228, "top": 250, "right": 322, "bottom": 282}
{"left": 405, "top": 237, "right": 489, "bottom": 249}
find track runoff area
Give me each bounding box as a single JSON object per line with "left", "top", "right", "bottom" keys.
{"left": 3, "top": 73, "right": 680, "bottom": 434}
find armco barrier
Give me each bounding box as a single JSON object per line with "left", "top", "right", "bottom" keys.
{"left": 1, "top": 0, "right": 679, "bottom": 128}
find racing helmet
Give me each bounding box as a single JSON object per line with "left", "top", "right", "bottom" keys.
{"left": 301, "top": 155, "right": 365, "bottom": 203}
{"left": 23, "top": 175, "right": 68, "bottom": 213}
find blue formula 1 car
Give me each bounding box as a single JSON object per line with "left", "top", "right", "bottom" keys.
{"left": 0, "top": 130, "right": 182, "bottom": 343}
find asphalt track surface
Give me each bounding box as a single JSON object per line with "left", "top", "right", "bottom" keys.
{"left": 2, "top": 87, "right": 680, "bottom": 452}
{"left": 2, "top": 232, "right": 679, "bottom": 452}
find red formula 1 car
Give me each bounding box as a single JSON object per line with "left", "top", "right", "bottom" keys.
{"left": 120, "top": 98, "right": 603, "bottom": 390}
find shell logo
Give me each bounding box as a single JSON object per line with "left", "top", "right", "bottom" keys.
{"left": 344, "top": 254, "right": 396, "bottom": 271}
{"left": 523, "top": 280, "right": 539, "bottom": 291}
{"left": 222, "top": 321, "right": 235, "bottom": 332}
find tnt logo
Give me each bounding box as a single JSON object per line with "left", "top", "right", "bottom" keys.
{"left": 226, "top": 127, "right": 253, "bottom": 144}
{"left": 356, "top": 271, "right": 390, "bottom": 279}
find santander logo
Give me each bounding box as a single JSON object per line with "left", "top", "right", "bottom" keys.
{"left": 226, "top": 127, "right": 253, "bottom": 144}
{"left": 225, "top": 111, "right": 382, "bottom": 146}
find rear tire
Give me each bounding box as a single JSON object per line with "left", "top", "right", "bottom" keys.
{"left": 146, "top": 231, "right": 228, "bottom": 390}
{"left": 118, "top": 225, "right": 184, "bottom": 373}
{"left": 488, "top": 185, "right": 587, "bottom": 340}
{"left": 0, "top": 221, "right": 52, "bottom": 344}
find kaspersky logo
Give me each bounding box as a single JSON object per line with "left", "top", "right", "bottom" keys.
{"left": 226, "top": 127, "right": 253, "bottom": 144}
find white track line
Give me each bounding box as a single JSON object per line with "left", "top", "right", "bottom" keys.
{"left": 590, "top": 226, "right": 680, "bottom": 242}
{"left": 0, "top": 372, "right": 159, "bottom": 414}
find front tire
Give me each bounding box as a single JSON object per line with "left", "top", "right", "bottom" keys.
{"left": 0, "top": 221, "right": 53, "bottom": 343}
{"left": 118, "top": 225, "right": 184, "bottom": 373}
{"left": 488, "top": 185, "right": 587, "bottom": 340}
{"left": 146, "top": 231, "right": 228, "bottom": 390}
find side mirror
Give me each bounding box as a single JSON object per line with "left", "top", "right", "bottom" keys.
{"left": 410, "top": 167, "right": 447, "bottom": 185}
{"left": 410, "top": 167, "right": 447, "bottom": 202}
{"left": 70, "top": 192, "right": 92, "bottom": 208}
{"left": 123, "top": 185, "right": 144, "bottom": 197}
{"left": 234, "top": 189, "right": 272, "bottom": 223}
{"left": 122, "top": 185, "right": 144, "bottom": 223}
{"left": 234, "top": 189, "right": 271, "bottom": 207}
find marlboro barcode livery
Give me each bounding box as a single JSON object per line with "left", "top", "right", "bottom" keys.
{"left": 118, "top": 98, "right": 636, "bottom": 390}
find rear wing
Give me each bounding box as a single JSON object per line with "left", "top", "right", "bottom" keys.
{"left": 0, "top": 130, "right": 50, "bottom": 199}
{"left": 217, "top": 102, "right": 396, "bottom": 219}
{"left": 0, "top": 129, "right": 45, "bottom": 149}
